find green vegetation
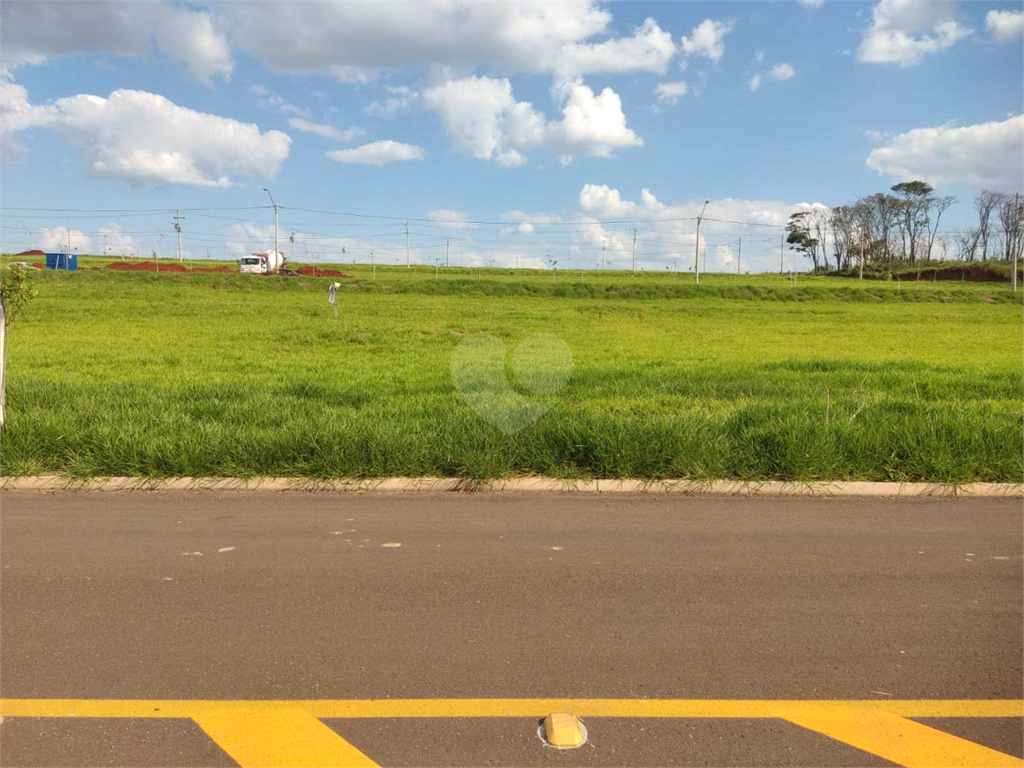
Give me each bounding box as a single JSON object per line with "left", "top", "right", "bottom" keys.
{"left": 1, "top": 265, "right": 1021, "bottom": 481}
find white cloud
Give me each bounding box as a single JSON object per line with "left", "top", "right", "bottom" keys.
{"left": 748, "top": 75, "right": 763, "bottom": 92}
{"left": 427, "top": 209, "right": 475, "bottom": 230}
{"left": 754, "top": 49, "right": 765, "bottom": 62}
{"left": 572, "top": 186, "right": 829, "bottom": 272}
{"left": 228, "top": 1, "right": 675, "bottom": 80}
{"left": 798, "top": 0, "right": 825, "bottom": 7}
{"left": 365, "top": 86, "right": 416, "bottom": 117}
{"left": 768, "top": 63, "right": 796, "bottom": 81}
{"left": 287, "top": 118, "right": 364, "bottom": 143}
{"left": 0, "top": 1, "right": 231, "bottom": 84}
{"left": 419, "top": 75, "right": 641, "bottom": 165}
{"left": 326, "top": 140, "right": 425, "bottom": 165}
{"left": 987, "top": 9, "right": 1024, "bottom": 41}
{"left": 38, "top": 227, "right": 90, "bottom": 253}
{"left": 680, "top": 19, "right": 734, "bottom": 63}
{"left": 579, "top": 184, "right": 638, "bottom": 217}
{"left": 2, "top": 81, "right": 290, "bottom": 186}
{"left": 501, "top": 210, "right": 563, "bottom": 224}
{"left": 251, "top": 85, "right": 308, "bottom": 118}
{"left": 555, "top": 17, "right": 676, "bottom": 76}
{"left": 857, "top": 0, "right": 971, "bottom": 66}
{"left": 866, "top": 114, "right": 1024, "bottom": 190}
{"left": 654, "top": 81, "right": 688, "bottom": 105}
{"left": 98, "top": 225, "right": 138, "bottom": 255}
{"left": 517, "top": 222, "right": 535, "bottom": 234}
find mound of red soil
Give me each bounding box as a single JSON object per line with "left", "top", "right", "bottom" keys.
{"left": 16, "top": 250, "right": 46, "bottom": 257}
{"left": 293, "top": 266, "right": 351, "bottom": 277}
{"left": 106, "top": 260, "right": 189, "bottom": 272}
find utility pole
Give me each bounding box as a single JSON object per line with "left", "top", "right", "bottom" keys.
{"left": 601, "top": 238, "right": 606, "bottom": 270}
{"left": 446, "top": 237, "right": 450, "bottom": 268}
{"left": 780, "top": 232, "right": 785, "bottom": 275}
{"left": 263, "top": 188, "right": 279, "bottom": 258}
{"left": 157, "top": 231, "right": 164, "bottom": 273}
{"left": 859, "top": 235, "right": 865, "bottom": 280}
{"left": 694, "top": 200, "right": 709, "bottom": 284}
{"left": 173, "top": 210, "right": 184, "bottom": 262}
{"left": 405, "top": 222, "right": 410, "bottom": 268}
{"left": 289, "top": 228, "right": 295, "bottom": 264}
{"left": 631, "top": 228, "right": 637, "bottom": 274}
{"left": 737, "top": 237, "right": 742, "bottom": 274}
{"left": 66, "top": 227, "right": 71, "bottom": 262}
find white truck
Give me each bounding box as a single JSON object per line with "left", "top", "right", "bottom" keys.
{"left": 239, "top": 251, "right": 286, "bottom": 275}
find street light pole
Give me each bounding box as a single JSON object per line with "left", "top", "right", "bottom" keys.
{"left": 694, "top": 200, "right": 709, "bottom": 285}
{"left": 263, "top": 188, "right": 279, "bottom": 258}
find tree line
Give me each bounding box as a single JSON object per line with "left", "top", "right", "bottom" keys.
{"left": 785, "top": 181, "right": 1023, "bottom": 272}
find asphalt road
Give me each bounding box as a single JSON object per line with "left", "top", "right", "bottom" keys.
{"left": 1, "top": 492, "right": 1021, "bottom": 767}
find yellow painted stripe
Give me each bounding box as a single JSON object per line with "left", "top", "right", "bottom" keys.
{"left": 783, "top": 707, "right": 1024, "bottom": 768}
{"left": 2, "top": 698, "right": 1022, "bottom": 720}
{"left": 191, "top": 708, "right": 377, "bottom": 768}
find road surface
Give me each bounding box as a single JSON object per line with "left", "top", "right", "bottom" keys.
{"left": 1, "top": 491, "right": 1021, "bottom": 766}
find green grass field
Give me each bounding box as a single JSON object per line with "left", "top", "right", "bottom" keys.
{"left": 2, "top": 259, "right": 1021, "bottom": 481}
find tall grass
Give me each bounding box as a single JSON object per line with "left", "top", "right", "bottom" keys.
{"left": 1, "top": 269, "right": 1021, "bottom": 480}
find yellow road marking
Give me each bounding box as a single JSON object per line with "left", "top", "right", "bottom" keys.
{"left": 2, "top": 698, "right": 1021, "bottom": 719}
{"left": 2, "top": 699, "right": 1020, "bottom": 768}
{"left": 783, "top": 707, "right": 1024, "bottom": 768}
{"left": 192, "top": 708, "right": 377, "bottom": 768}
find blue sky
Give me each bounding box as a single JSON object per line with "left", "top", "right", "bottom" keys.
{"left": 1, "top": 0, "right": 1022, "bottom": 271}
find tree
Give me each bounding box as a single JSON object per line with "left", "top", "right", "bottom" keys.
{"left": 786, "top": 212, "right": 820, "bottom": 270}
{"left": 997, "top": 193, "right": 1023, "bottom": 264}
{"left": 891, "top": 181, "right": 933, "bottom": 266}
{"left": 0, "top": 264, "right": 38, "bottom": 427}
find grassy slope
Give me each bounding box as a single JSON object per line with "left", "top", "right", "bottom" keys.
{"left": 2, "top": 267, "right": 1021, "bottom": 480}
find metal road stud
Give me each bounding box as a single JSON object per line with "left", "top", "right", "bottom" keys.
{"left": 541, "top": 711, "right": 587, "bottom": 748}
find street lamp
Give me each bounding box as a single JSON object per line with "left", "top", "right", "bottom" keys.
{"left": 694, "top": 200, "right": 709, "bottom": 285}
{"left": 263, "top": 188, "right": 279, "bottom": 258}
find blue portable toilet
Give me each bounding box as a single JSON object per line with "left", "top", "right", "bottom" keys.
{"left": 44, "top": 253, "right": 77, "bottom": 271}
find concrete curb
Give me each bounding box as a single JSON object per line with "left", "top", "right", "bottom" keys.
{"left": 1, "top": 476, "right": 1021, "bottom": 497}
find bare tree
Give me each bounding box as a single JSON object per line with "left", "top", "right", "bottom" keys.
{"left": 975, "top": 191, "right": 1001, "bottom": 261}
{"left": 925, "top": 195, "right": 955, "bottom": 262}
{"left": 998, "top": 193, "right": 1023, "bottom": 263}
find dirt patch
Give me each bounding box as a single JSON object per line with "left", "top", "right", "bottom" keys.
{"left": 107, "top": 260, "right": 188, "bottom": 273}
{"left": 293, "top": 266, "right": 351, "bottom": 277}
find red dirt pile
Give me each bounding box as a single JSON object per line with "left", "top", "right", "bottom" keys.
{"left": 293, "top": 266, "right": 351, "bottom": 277}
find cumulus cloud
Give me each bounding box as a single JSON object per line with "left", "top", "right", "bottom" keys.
{"left": 555, "top": 17, "right": 676, "bottom": 76}
{"left": 98, "top": 225, "right": 139, "bottom": 255}
{"left": 419, "top": 75, "right": 641, "bottom": 165}
{"left": 2, "top": 78, "right": 290, "bottom": 186}
{"left": 287, "top": 118, "right": 364, "bottom": 143}
{"left": 1, "top": 1, "right": 231, "bottom": 84}
{"left": 866, "top": 114, "right": 1024, "bottom": 190}
{"left": 326, "top": 140, "right": 425, "bottom": 165}
{"left": 680, "top": 19, "right": 734, "bottom": 63}
{"left": 571, "top": 185, "right": 831, "bottom": 272}
{"left": 748, "top": 75, "right": 763, "bottom": 92}
{"left": 857, "top": 0, "right": 971, "bottom": 66}
{"left": 364, "top": 86, "right": 416, "bottom": 117}
{"left": 228, "top": 1, "right": 675, "bottom": 81}
{"left": 654, "top": 81, "right": 688, "bottom": 105}
{"left": 987, "top": 9, "right": 1024, "bottom": 41}
{"left": 798, "top": 0, "right": 825, "bottom": 7}
{"left": 37, "top": 227, "right": 91, "bottom": 253}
